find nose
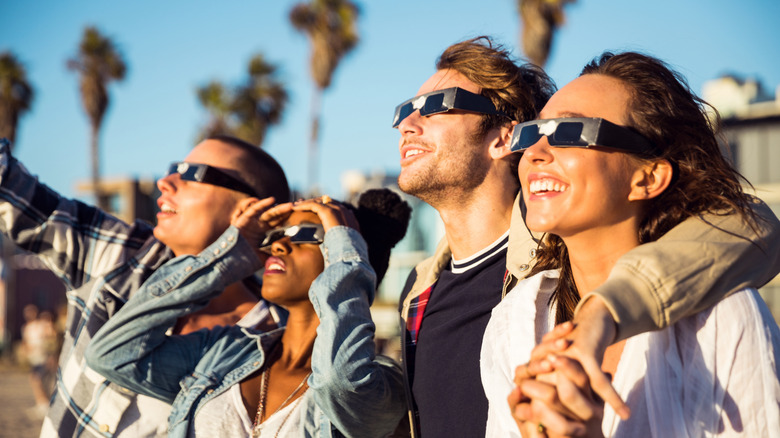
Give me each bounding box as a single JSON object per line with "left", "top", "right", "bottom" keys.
{"left": 270, "top": 238, "right": 292, "bottom": 256}
{"left": 156, "top": 172, "right": 179, "bottom": 193}
{"left": 521, "top": 136, "right": 554, "bottom": 164}
{"left": 397, "top": 108, "right": 423, "bottom": 136}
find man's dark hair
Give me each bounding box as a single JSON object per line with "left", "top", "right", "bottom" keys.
{"left": 206, "top": 134, "right": 290, "bottom": 203}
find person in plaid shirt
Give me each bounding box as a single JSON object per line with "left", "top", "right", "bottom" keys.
{"left": 0, "top": 135, "right": 289, "bottom": 437}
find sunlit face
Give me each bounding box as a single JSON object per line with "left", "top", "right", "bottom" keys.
{"left": 518, "top": 74, "right": 644, "bottom": 237}
{"left": 261, "top": 211, "right": 325, "bottom": 307}
{"left": 395, "top": 69, "right": 492, "bottom": 202}
{"left": 153, "top": 139, "right": 247, "bottom": 256}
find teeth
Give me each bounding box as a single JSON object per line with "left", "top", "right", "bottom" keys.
{"left": 267, "top": 263, "right": 285, "bottom": 271}
{"left": 404, "top": 149, "right": 424, "bottom": 159}
{"left": 160, "top": 203, "right": 176, "bottom": 213}
{"left": 529, "top": 179, "right": 569, "bottom": 195}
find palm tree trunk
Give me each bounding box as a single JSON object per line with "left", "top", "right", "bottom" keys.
{"left": 307, "top": 86, "right": 322, "bottom": 195}
{"left": 90, "top": 123, "right": 106, "bottom": 211}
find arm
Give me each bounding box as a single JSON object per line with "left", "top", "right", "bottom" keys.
{"left": 581, "top": 201, "right": 780, "bottom": 341}
{"left": 308, "top": 226, "right": 407, "bottom": 438}
{"left": 85, "top": 226, "right": 263, "bottom": 402}
{"left": 0, "top": 138, "right": 156, "bottom": 288}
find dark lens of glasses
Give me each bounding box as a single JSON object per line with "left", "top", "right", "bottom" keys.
{"left": 421, "top": 93, "right": 445, "bottom": 116}
{"left": 516, "top": 125, "right": 543, "bottom": 150}
{"left": 396, "top": 102, "right": 415, "bottom": 126}
{"left": 259, "top": 229, "right": 286, "bottom": 248}
{"left": 552, "top": 122, "right": 585, "bottom": 145}
{"left": 289, "top": 226, "right": 321, "bottom": 244}
{"left": 168, "top": 163, "right": 204, "bottom": 181}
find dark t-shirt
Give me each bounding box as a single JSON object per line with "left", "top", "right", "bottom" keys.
{"left": 410, "top": 238, "right": 507, "bottom": 437}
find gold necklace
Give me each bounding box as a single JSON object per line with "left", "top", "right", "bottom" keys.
{"left": 252, "top": 367, "right": 311, "bottom": 438}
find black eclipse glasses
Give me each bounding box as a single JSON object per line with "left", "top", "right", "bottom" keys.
{"left": 167, "top": 162, "right": 258, "bottom": 197}
{"left": 392, "top": 87, "right": 509, "bottom": 128}
{"left": 510, "top": 117, "right": 659, "bottom": 156}
{"left": 259, "top": 223, "right": 325, "bottom": 253}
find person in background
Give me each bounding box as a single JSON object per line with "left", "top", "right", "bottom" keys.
{"left": 21, "top": 304, "right": 59, "bottom": 418}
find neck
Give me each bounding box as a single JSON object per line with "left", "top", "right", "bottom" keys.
{"left": 436, "top": 177, "right": 517, "bottom": 260}
{"left": 561, "top": 220, "right": 641, "bottom": 296}
{"left": 277, "top": 306, "right": 319, "bottom": 369}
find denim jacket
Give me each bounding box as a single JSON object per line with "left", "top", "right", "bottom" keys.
{"left": 86, "top": 226, "right": 406, "bottom": 438}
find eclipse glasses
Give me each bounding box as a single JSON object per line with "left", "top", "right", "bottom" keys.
{"left": 392, "top": 87, "right": 509, "bottom": 128}
{"left": 259, "top": 223, "right": 325, "bottom": 253}
{"left": 167, "top": 162, "right": 258, "bottom": 197}
{"left": 510, "top": 117, "right": 659, "bottom": 156}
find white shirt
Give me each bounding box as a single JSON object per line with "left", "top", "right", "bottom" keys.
{"left": 481, "top": 270, "right": 780, "bottom": 437}
{"left": 190, "top": 382, "right": 309, "bottom": 438}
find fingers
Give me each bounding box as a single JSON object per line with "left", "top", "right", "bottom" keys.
{"left": 577, "top": 357, "right": 630, "bottom": 420}
{"left": 546, "top": 356, "right": 601, "bottom": 422}
{"left": 516, "top": 379, "right": 589, "bottom": 437}
{"left": 541, "top": 321, "right": 575, "bottom": 343}
{"left": 231, "top": 196, "right": 276, "bottom": 225}
{"left": 291, "top": 195, "right": 358, "bottom": 231}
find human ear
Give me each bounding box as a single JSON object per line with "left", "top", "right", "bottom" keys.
{"left": 489, "top": 121, "right": 518, "bottom": 160}
{"left": 628, "top": 159, "right": 674, "bottom": 201}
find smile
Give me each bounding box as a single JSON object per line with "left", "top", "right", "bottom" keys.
{"left": 403, "top": 149, "right": 426, "bottom": 159}
{"left": 264, "top": 256, "right": 286, "bottom": 273}
{"left": 528, "top": 178, "right": 569, "bottom": 195}
{"left": 159, "top": 203, "right": 177, "bottom": 213}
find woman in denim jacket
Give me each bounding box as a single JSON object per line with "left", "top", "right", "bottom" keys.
{"left": 86, "top": 189, "right": 411, "bottom": 437}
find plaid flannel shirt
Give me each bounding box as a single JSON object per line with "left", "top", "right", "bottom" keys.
{"left": 0, "top": 139, "right": 174, "bottom": 437}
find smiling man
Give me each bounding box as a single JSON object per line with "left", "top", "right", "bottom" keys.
{"left": 0, "top": 134, "right": 289, "bottom": 437}
{"left": 394, "top": 37, "right": 780, "bottom": 437}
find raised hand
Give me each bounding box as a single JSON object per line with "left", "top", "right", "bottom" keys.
{"left": 291, "top": 195, "right": 359, "bottom": 232}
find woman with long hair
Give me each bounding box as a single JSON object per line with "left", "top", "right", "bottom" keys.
{"left": 87, "top": 189, "right": 411, "bottom": 437}
{"left": 481, "top": 52, "right": 780, "bottom": 437}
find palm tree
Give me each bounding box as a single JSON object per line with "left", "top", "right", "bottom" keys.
{"left": 290, "top": 0, "right": 359, "bottom": 193}
{"left": 196, "top": 80, "right": 233, "bottom": 140}
{"left": 195, "top": 54, "right": 287, "bottom": 146}
{"left": 517, "top": 0, "right": 574, "bottom": 67}
{"left": 0, "top": 51, "right": 34, "bottom": 149}
{"left": 67, "top": 26, "right": 127, "bottom": 210}
{"left": 231, "top": 54, "right": 288, "bottom": 146}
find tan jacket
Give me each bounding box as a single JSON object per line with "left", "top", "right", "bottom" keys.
{"left": 401, "top": 194, "right": 780, "bottom": 341}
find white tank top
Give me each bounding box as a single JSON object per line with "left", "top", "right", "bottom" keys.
{"left": 190, "top": 384, "right": 309, "bottom": 437}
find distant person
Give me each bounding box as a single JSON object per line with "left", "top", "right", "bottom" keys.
{"left": 0, "top": 135, "right": 289, "bottom": 437}
{"left": 484, "top": 51, "right": 780, "bottom": 437}
{"left": 21, "top": 304, "right": 58, "bottom": 417}
{"left": 392, "top": 36, "right": 780, "bottom": 437}
{"left": 87, "top": 190, "right": 410, "bottom": 437}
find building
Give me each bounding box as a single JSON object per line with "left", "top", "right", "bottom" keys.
{"left": 703, "top": 75, "right": 780, "bottom": 322}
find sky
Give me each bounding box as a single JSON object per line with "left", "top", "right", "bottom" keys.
{"left": 3, "top": 0, "right": 779, "bottom": 203}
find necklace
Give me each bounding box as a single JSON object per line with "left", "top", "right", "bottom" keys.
{"left": 251, "top": 366, "right": 312, "bottom": 438}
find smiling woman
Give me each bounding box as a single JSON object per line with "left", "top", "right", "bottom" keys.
{"left": 86, "top": 188, "right": 413, "bottom": 437}
{"left": 481, "top": 51, "right": 780, "bottom": 437}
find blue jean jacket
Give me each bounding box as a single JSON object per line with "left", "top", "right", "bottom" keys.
{"left": 86, "top": 226, "right": 406, "bottom": 437}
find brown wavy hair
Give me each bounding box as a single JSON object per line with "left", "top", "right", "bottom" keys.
{"left": 527, "top": 52, "right": 760, "bottom": 324}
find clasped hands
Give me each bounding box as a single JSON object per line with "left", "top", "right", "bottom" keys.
{"left": 509, "top": 297, "right": 630, "bottom": 438}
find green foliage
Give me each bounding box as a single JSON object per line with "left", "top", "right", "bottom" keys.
{"left": 196, "top": 54, "right": 288, "bottom": 147}
{"left": 0, "top": 51, "right": 34, "bottom": 146}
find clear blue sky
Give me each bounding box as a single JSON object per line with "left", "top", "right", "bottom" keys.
{"left": 3, "top": 0, "right": 779, "bottom": 201}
